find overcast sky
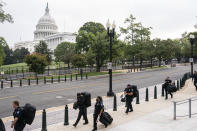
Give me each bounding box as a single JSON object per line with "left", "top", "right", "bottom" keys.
{"left": 0, "top": 0, "right": 197, "bottom": 47}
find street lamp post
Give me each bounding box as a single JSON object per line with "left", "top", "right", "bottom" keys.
{"left": 106, "top": 20, "right": 116, "bottom": 97}
{"left": 189, "top": 34, "right": 195, "bottom": 78}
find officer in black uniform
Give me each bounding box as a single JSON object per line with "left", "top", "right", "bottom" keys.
{"left": 73, "top": 93, "right": 88, "bottom": 127}
{"left": 164, "top": 77, "right": 173, "bottom": 99}
{"left": 92, "top": 96, "right": 104, "bottom": 131}
{"left": 124, "top": 84, "right": 134, "bottom": 114}
{"left": 193, "top": 71, "right": 197, "bottom": 91}
{"left": 11, "top": 101, "right": 26, "bottom": 131}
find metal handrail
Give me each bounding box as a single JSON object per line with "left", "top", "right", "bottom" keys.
{"left": 173, "top": 96, "right": 197, "bottom": 120}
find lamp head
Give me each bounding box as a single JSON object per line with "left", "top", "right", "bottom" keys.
{"left": 106, "top": 19, "right": 110, "bottom": 28}
{"left": 190, "top": 34, "right": 195, "bottom": 39}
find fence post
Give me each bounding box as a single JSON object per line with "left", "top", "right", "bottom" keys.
{"left": 154, "top": 86, "right": 157, "bottom": 99}
{"left": 136, "top": 90, "right": 140, "bottom": 104}
{"left": 189, "top": 99, "right": 191, "bottom": 118}
{"left": 177, "top": 80, "right": 180, "bottom": 91}
{"left": 65, "top": 74, "right": 67, "bottom": 82}
{"left": 22, "top": 67, "right": 24, "bottom": 79}
{"left": 70, "top": 74, "right": 72, "bottom": 81}
{"left": 64, "top": 105, "right": 69, "bottom": 125}
{"left": 28, "top": 79, "right": 30, "bottom": 86}
{"left": 51, "top": 76, "right": 53, "bottom": 83}
{"left": 58, "top": 75, "right": 60, "bottom": 83}
{"left": 20, "top": 79, "right": 22, "bottom": 87}
{"left": 173, "top": 102, "right": 176, "bottom": 120}
{"left": 81, "top": 73, "right": 83, "bottom": 80}
{"left": 1, "top": 80, "right": 3, "bottom": 89}
{"left": 44, "top": 77, "right": 46, "bottom": 84}
{"left": 11, "top": 79, "right": 13, "bottom": 88}
{"left": 36, "top": 77, "right": 38, "bottom": 85}
{"left": 86, "top": 74, "right": 88, "bottom": 79}
{"left": 145, "top": 88, "right": 149, "bottom": 101}
{"left": 113, "top": 94, "right": 117, "bottom": 111}
{"left": 76, "top": 74, "right": 78, "bottom": 80}
{"left": 41, "top": 109, "right": 47, "bottom": 131}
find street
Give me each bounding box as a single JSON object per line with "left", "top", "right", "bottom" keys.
{"left": 0, "top": 65, "right": 196, "bottom": 118}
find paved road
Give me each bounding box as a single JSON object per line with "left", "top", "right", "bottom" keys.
{"left": 0, "top": 65, "right": 196, "bottom": 118}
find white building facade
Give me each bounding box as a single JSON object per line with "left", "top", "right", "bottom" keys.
{"left": 14, "top": 3, "right": 76, "bottom": 53}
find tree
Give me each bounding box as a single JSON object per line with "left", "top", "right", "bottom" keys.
{"left": 91, "top": 32, "right": 109, "bottom": 72}
{"left": 13, "top": 47, "right": 30, "bottom": 63}
{"left": 76, "top": 22, "right": 106, "bottom": 53}
{"left": 0, "top": 37, "right": 14, "bottom": 65}
{"left": 35, "top": 41, "right": 52, "bottom": 64}
{"left": 71, "top": 54, "right": 87, "bottom": 68}
{"left": 25, "top": 53, "right": 47, "bottom": 76}
{"left": 0, "top": 1, "right": 13, "bottom": 23}
{"left": 0, "top": 44, "right": 4, "bottom": 66}
{"left": 54, "top": 42, "right": 75, "bottom": 68}
{"left": 0, "top": 37, "right": 6, "bottom": 66}
{"left": 85, "top": 48, "right": 95, "bottom": 67}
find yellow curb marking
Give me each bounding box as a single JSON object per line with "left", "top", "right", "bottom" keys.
{"left": 0, "top": 96, "right": 17, "bottom": 100}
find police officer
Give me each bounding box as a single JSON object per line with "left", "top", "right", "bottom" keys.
{"left": 193, "top": 71, "right": 197, "bottom": 91}
{"left": 92, "top": 96, "right": 104, "bottom": 131}
{"left": 73, "top": 93, "right": 88, "bottom": 127}
{"left": 124, "top": 84, "right": 134, "bottom": 114}
{"left": 11, "top": 101, "right": 26, "bottom": 131}
{"left": 164, "top": 77, "right": 173, "bottom": 99}
{"left": 0, "top": 118, "right": 6, "bottom": 131}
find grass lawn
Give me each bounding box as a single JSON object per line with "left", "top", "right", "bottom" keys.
{"left": 0, "top": 62, "right": 68, "bottom": 72}
{"left": 144, "top": 65, "right": 168, "bottom": 70}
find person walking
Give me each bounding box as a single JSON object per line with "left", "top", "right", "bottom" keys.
{"left": 0, "top": 118, "right": 6, "bottom": 131}
{"left": 73, "top": 93, "right": 88, "bottom": 127}
{"left": 164, "top": 77, "right": 173, "bottom": 99}
{"left": 92, "top": 96, "right": 105, "bottom": 131}
{"left": 124, "top": 84, "right": 134, "bottom": 114}
{"left": 193, "top": 71, "right": 197, "bottom": 91}
{"left": 11, "top": 101, "right": 26, "bottom": 131}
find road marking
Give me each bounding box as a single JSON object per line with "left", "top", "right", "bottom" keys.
{"left": 0, "top": 96, "right": 16, "bottom": 100}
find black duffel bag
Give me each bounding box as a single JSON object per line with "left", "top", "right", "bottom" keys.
{"left": 0, "top": 118, "right": 6, "bottom": 131}
{"left": 22, "top": 103, "right": 36, "bottom": 125}
{"left": 168, "top": 85, "right": 177, "bottom": 93}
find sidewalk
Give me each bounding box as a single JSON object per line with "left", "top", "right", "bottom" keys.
{"left": 32, "top": 79, "right": 197, "bottom": 131}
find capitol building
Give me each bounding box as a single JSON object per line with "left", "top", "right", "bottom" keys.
{"left": 14, "top": 4, "right": 76, "bottom": 53}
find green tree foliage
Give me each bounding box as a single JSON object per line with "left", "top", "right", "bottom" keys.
{"left": 71, "top": 54, "right": 87, "bottom": 68}
{"left": 91, "top": 32, "right": 109, "bottom": 72}
{"left": 25, "top": 53, "right": 47, "bottom": 75}
{"left": 0, "top": 1, "right": 13, "bottom": 23}
{"left": 35, "top": 41, "right": 52, "bottom": 64}
{"left": 85, "top": 48, "right": 95, "bottom": 67}
{"left": 54, "top": 42, "right": 75, "bottom": 68}
{"left": 13, "top": 47, "right": 30, "bottom": 63}
{"left": 76, "top": 22, "right": 106, "bottom": 53}
{"left": 0, "top": 44, "right": 4, "bottom": 66}
{"left": 0, "top": 37, "right": 14, "bottom": 65}
{"left": 0, "top": 37, "right": 6, "bottom": 66}
{"left": 76, "top": 21, "right": 124, "bottom": 72}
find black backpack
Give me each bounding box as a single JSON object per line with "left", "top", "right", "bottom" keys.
{"left": 81, "top": 92, "right": 91, "bottom": 108}
{"left": 130, "top": 85, "right": 138, "bottom": 97}
{"left": 0, "top": 118, "right": 6, "bottom": 131}
{"left": 22, "top": 103, "right": 36, "bottom": 125}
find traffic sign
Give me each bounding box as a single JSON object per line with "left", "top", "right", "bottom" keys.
{"left": 107, "top": 62, "right": 112, "bottom": 69}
